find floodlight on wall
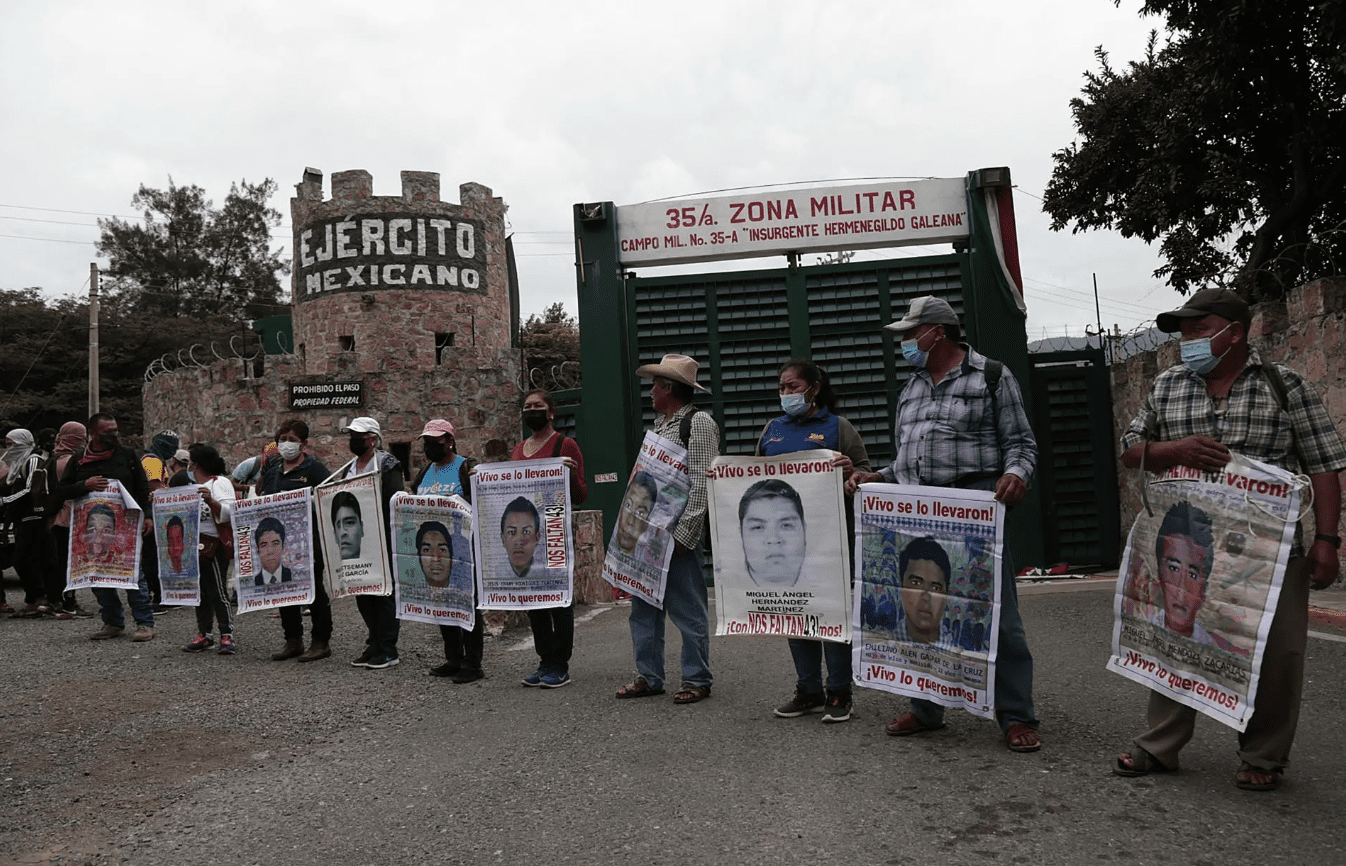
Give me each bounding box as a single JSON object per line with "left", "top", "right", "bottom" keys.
{"left": 576, "top": 202, "right": 609, "bottom": 226}
{"left": 970, "top": 166, "right": 1012, "bottom": 189}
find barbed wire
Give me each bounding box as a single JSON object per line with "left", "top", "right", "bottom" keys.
{"left": 143, "top": 336, "right": 263, "bottom": 382}
{"left": 517, "top": 360, "right": 581, "bottom": 394}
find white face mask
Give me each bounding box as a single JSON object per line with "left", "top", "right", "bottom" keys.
{"left": 277, "top": 441, "right": 302, "bottom": 460}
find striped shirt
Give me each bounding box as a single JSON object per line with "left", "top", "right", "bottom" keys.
{"left": 653, "top": 403, "right": 720, "bottom": 549}
{"left": 878, "top": 347, "right": 1037, "bottom": 486}
{"left": 1120, "top": 349, "right": 1346, "bottom": 476}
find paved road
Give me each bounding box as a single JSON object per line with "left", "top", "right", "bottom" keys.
{"left": 3, "top": 574, "right": 1345, "bottom": 865}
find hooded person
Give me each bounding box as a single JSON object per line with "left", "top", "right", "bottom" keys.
{"left": 1, "top": 429, "right": 58, "bottom": 616}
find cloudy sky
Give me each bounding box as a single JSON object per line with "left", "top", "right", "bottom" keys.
{"left": 1, "top": 0, "right": 1184, "bottom": 339}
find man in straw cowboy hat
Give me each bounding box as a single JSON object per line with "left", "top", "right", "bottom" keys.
{"left": 616, "top": 354, "right": 720, "bottom": 705}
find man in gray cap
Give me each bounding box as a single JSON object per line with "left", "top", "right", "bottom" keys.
{"left": 616, "top": 354, "right": 719, "bottom": 705}
{"left": 846, "top": 295, "right": 1041, "bottom": 751}
{"left": 1113, "top": 288, "right": 1346, "bottom": 791}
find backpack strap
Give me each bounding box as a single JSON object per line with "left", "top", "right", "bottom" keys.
{"left": 1262, "top": 363, "right": 1291, "bottom": 414}
{"left": 984, "top": 359, "right": 1004, "bottom": 467}
{"left": 551, "top": 434, "right": 568, "bottom": 459}
{"left": 678, "top": 407, "right": 701, "bottom": 449}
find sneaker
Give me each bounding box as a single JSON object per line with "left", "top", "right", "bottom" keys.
{"left": 131, "top": 625, "right": 155, "bottom": 642}
{"left": 350, "top": 649, "right": 376, "bottom": 668}
{"left": 217, "top": 635, "right": 236, "bottom": 655}
{"left": 152, "top": 604, "right": 173, "bottom": 614}
{"left": 821, "top": 692, "right": 853, "bottom": 724}
{"left": 451, "top": 667, "right": 484, "bottom": 684}
{"left": 182, "top": 633, "right": 215, "bottom": 653}
{"left": 774, "top": 687, "right": 826, "bottom": 718}
{"left": 61, "top": 607, "right": 93, "bottom": 620}
{"left": 521, "top": 668, "right": 544, "bottom": 687}
{"left": 430, "top": 662, "right": 461, "bottom": 678}
{"left": 364, "top": 654, "right": 400, "bottom": 670}
{"left": 89, "top": 624, "right": 124, "bottom": 640}
{"left": 540, "top": 671, "right": 571, "bottom": 689}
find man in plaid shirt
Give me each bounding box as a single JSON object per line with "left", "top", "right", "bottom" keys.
{"left": 1114, "top": 288, "right": 1345, "bottom": 791}
{"left": 847, "top": 296, "right": 1041, "bottom": 752}
{"left": 616, "top": 354, "right": 720, "bottom": 705}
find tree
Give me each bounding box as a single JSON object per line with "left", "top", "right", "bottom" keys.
{"left": 520, "top": 302, "right": 581, "bottom": 390}
{"left": 97, "top": 177, "right": 290, "bottom": 319}
{"left": 1043, "top": 0, "right": 1346, "bottom": 300}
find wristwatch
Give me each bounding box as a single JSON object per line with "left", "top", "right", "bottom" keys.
{"left": 1314, "top": 533, "right": 1342, "bottom": 549}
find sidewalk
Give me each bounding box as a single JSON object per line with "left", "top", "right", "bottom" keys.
{"left": 1015, "top": 569, "right": 1346, "bottom": 628}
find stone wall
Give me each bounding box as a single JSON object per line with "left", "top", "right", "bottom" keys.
{"left": 1111, "top": 277, "right": 1346, "bottom": 569}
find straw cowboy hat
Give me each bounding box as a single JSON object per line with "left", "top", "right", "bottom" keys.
{"left": 635, "top": 353, "right": 711, "bottom": 394}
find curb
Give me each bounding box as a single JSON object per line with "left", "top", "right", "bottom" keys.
{"left": 1308, "top": 604, "right": 1346, "bottom": 629}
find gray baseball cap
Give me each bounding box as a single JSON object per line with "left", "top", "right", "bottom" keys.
{"left": 883, "top": 295, "right": 960, "bottom": 334}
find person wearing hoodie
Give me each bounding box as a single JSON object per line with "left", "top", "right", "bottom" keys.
{"left": 330, "top": 416, "right": 404, "bottom": 670}
{"left": 1, "top": 428, "right": 57, "bottom": 616}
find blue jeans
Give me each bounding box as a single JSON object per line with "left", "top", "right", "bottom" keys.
{"left": 93, "top": 574, "right": 155, "bottom": 629}
{"left": 910, "top": 496, "right": 1037, "bottom": 733}
{"left": 629, "top": 549, "right": 711, "bottom": 690}
{"left": 789, "top": 638, "right": 853, "bottom": 696}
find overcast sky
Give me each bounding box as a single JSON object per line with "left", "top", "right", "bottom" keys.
{"left": 1, "top": 0, "right": 1184, "bottom": 339}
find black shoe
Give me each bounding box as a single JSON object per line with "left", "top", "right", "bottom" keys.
{"left": 451, "top": 667, "right": 484, "bottom": 684}
{"left": 350, "top": 649, "right": 376, "bottom": 668}
{"left": 430, "top": 662, "right": 460, "bottom": 678}
{"left": 821, "top": 691, "right": 853, "bottom": 724}
{"left": 365, "top": 654, "right": 400, "bottom": 670}
{"left": 774, "top": 686, "right": 826, "bottom": 718}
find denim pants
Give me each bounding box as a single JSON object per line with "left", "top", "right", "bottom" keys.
{"left": 355, "top": 594, "right": 400, "bottom": 659}
{"left": 629, "top": 549, "right": 712, "bottom": 690}
{"left": 528, "top": 603, "right": 575, "bottom": 674}
{"left": 789, "top": 638, "right": 853, "bottom": 696}
{"left": 910, "top": 487, "right": 1037, "bottom": 732}
{"left": 93, "top": 574, "right": 155, "bottom": 629}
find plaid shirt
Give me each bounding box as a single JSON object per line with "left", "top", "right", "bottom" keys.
{"left": 653, "top": 403, "right": 720, "bottom": 549}
{"left": 878, "top": 347, "right": 1037, "bottom": 486}
{"left": 1121, "top": 348, "right": 1346, "bottom": 476}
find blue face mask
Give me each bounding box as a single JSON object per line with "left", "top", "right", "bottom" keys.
{"left": 1179, "top": 323, "right": 1232, "bottom": 375}
{"left": 780, "top": 392, "right": 810, "bottom": 417}
{"left": 901, "top": 333, "right": 932, "bottom": 368}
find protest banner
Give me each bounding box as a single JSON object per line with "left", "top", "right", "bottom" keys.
{"left": 151, "top": 487, "right": 202, "bottom": 605}
{"left": 852, "top": 483, "right": 1003, "bottom": 718}
{"left": 314, "top": 471, "right": 392, "bottom": 599}
{"left": 233, "top": 488, "right": 317, "bottom": 614}
{"left": 391, "top": 493, "right": 476, "bottom": 628}
{"left": 708, "top": 453, "right": 851, "bottom": 642}
{"left": 600, "top": 431, "right": 691, "bottom": 607}
{"left": 67, "top": 482, "right": 144, "bottom": 591}
{"left": 1107, "top": 454, "right": 1301, "bottom": 731}
{"left": 469, "top": 458, "right": 573, "bottom": 610}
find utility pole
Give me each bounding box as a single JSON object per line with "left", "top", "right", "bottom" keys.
{"left": 88, "top": 263, "right": 99, "bottom": 415}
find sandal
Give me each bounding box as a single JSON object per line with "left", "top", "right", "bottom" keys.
{"left": 886, "top": 711, "right": 945, "bottom": 737}
{"left": 1005, "top": 723, "right": 1042, "bottom": 753}
{"left": 672, "top": 682, "right": 711, "bottom": 704}
{"left": 1235, "top": 763, "right": 1282, "bottom": 792}
{"left": 616, "top": 676, "right": 665, "bottom": 699}
{"left": 1113, "top": 748, "right": 1174, "bottom": 777}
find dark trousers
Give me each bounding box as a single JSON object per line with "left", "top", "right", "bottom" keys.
{"left": 355, "top": 594, "right": 400, "bottom": 659}
{"left": 141, "top": 530, "right": 161, "bottom": 606}
{"left": 527, "top": 603, "right": 575, "bottom": 674}
{"left": 14, "top": 518, "right": 56, "bottom": 605}
{"left": 280, "top": 576, "right": 333, "bottom": 643}
{"left": 194, "top": 549, "right": 232, "bottom": 636}
{"left": 439, "top": 615, "right": 485, "bottom": 672}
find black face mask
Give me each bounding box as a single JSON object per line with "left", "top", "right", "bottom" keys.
{"left": 522, "top": 410, "right": 549, "bottom": 432}
{"left": 348, "top": 434, "right": 368, "bottom": 456}
{"left": 101, "top": 432, "right": 120, "bottom": 450}
{"left": 424, "top": 440, "right": 448, "bottom": 462}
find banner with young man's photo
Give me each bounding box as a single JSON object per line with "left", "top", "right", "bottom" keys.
{"left": 1107, "top": 454, "right": 1301, "bottom": 731}
{"left": 600, "top": 432, "right": 692, "bottom": 607}
{"left": 707, "top": 453, "right": 851, "bottom": 643}
{"left": 314, "top": 472, "right": 392, "bottom": 599}
{"left": 151, "top": 487, "right": 203, "bottom": 605}
{"left": 852, "top": 483, "right": 1004, "bottom": 719}
{"left": 469, "top": 458, "right": 573, "bottom": 610}
{"left": 392, "top": 493, "right": 476, "bottom": 628}
{"left": 67, "top": 482, "right": 144, "bottom": 590}
{"left": 232, "top": 488, "right": 317, "bottom": 614}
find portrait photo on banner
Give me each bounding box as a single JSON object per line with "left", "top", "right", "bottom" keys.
{"left": 151, "top": 487, "right": 203, "bottom": 605}
{"left": 707, "top": 454, "right": 852, "bottom": 643}
{"left": 1108, "top": 454, "right": 1300, "bottom": 730}
{"left": 233, "top": 488, "right": 317, "bottom": 613}
{"left": 853, "top": 484, "right": 1003, "bottom": 718}
{"left": 600, "top": 431, "right": 692, "bottom": 606}
{"left": 314, "top": 472, "right": 392, "bottom": 599}
{"left": 68, "top": 484, "right": 143, "bottom": 590}
{"left": 392, "top": 493, "right": 476, "bottom": 628}
{"left": 470, "top": 457, "right": 573, "bottom": 610}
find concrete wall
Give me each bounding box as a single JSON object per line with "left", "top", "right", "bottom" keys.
{"left": 1111, "top": 277, "right": 1346, "bottom": 569}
